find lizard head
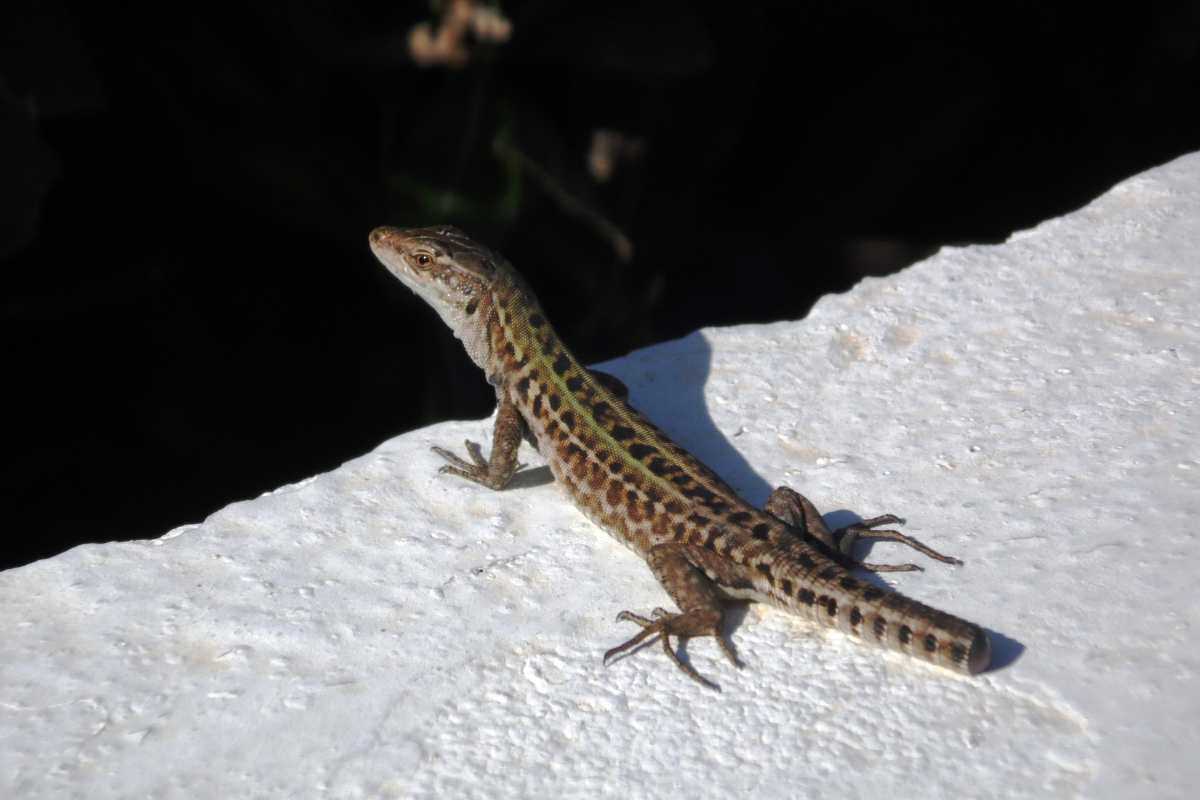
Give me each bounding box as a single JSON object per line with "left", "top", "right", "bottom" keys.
{"left": 368, "top": 224, "right": 505, "bottom": 368}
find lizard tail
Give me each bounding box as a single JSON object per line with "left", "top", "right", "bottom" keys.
{"left": 774, "top": 562, "right": 991, "bottom": 675}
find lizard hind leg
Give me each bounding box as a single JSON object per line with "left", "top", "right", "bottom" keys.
{"left": 603, "top": 544, "right": 737, "bottom": 690}
{"left": 764, "top": 485, "right": 961, "bottom": 571}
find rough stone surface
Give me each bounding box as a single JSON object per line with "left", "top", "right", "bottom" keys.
{"left": 3, "top": 154, "right": 1199, "bottom": 799}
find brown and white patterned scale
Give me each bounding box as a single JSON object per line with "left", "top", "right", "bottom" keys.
{"left": 369, "top": 224, "right": 991, "bottom": 687}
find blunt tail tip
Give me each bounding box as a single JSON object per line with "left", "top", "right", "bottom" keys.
{"left": 967, "top": 626, "right": 992, "bottom": 674}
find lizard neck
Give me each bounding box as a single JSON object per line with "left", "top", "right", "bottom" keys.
{"left": 481, "top": 273, "right": 544, "bottom": 384}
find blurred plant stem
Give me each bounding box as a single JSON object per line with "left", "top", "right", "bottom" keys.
{"left": 493, "top": 131, "right": 634, "bottom": 263}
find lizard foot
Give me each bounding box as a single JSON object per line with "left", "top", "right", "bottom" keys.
{"left": 834, "top": 514, "right": 964, "bottom": 572}
{"left": 431, "top": 440, "right": 524, "bottom": 490}
{"left": 602, "top": 607, "right": 737, "bottom": 690}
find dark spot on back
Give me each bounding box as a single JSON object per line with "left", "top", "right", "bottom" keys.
{"left": 780, "top": 578, "right": 794, "bottom": 596}
{"left": 950, "top": 643, "right": 968, "bottom": 663}
{"left": 898, "top": 625, "right": 912, "bottom": 645}
{"left": 650, "top": 458, "right": 679, "bottom": 475}
{"left": 552, "top": 353, "right": 571, "bottom": 375}
{"left": 840, "top": 577, "right": 859, "bottom": 591}
{"left": 548, "top": 393, "right": 561, "bottom": 412}
{"left": 591, "top": 402, "right": 611, "bottom": 424}
{"left": 849, "top": 607, "right": 863, "bottom": 626}
{"left": 648, "top": 458, "right": 672, "bottom": 477}
{"left": 628, "top": 443, "right": 657, "bottom": 460}
{"left": 566, "top": 375, "right": 583, "bottom": 392}
{"left": 560, "top": 411, "right": 575, "bottom": 428}
{"left": 818, "top": 566, "right": 839, "bottom": 581}
{"left": 729, "top": 511, "right": 752, "bottom": 524}
{"left": 825, "top": 598, "right": 838, "bottom": 617}
{"left": 528, "top": 313, "right": 544, "bottom": 328}
{"left": 465, "top": 299, "right": 479, "bottom": 315}
{"left": 682, "top": 484, "right": 717, "bottom": 504}
{"left": 862, "top": 587, "right": 884, "bottom": 602}
{"left": 924, "top": 633, "right": 938, "bottom": 652}
{"left": 611, "top": 425, "right": 636, "bottom": 441}
{"left": 531, "top": 395, "right": 543, "bottom": 416}
{"left": 798, "top": 589, "right": 816, "bottom": 606}
{"left": 873, "top": 617, "right": 887, "bottom": 638}
{"left": 751, "top": 523, "right": 771, "bottom": 540}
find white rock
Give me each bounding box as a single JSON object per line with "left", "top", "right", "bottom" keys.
{"left": 4, "top": 153, "right": 1199, "bottom": 799}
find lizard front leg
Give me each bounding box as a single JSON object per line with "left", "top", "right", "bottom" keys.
{"left": 603, "top": 543, "right": 739, "bottom": 689}
{"left": 431, "top": 399, "right": 528, "bottom": 490}
{"left": 764, "top": 486, "right": 962, "bottom": 572}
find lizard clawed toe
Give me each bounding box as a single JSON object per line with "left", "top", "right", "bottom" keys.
{"left": 462, "top": 439, "right": 489, "bottom": 468}
{"left": 861, "top": 561, "right": 923, "bottom": 573}
{"left": 835, "top": 516, "right": 964, "bottom": 568}
{"left": 603, "top": 608, "right": 731, "bottom": 690}
{"left": 431, "top": 445, "right": 477, "bottom": 472}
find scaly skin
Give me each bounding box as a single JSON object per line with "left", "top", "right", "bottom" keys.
{"left": 369, "top": 225, "right": 991, "bottom": 687}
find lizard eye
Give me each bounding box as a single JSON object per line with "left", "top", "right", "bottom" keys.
{"left": 413, "top": 253, "right": 433, "bottom": 269}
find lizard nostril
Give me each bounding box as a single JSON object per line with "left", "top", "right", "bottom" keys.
{"left": 370, "top": 226, "right": 403, "bottom": 247}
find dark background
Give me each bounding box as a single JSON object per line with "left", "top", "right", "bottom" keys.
{"left": 4, "top": 1, "right": 1199, "bottom": 569}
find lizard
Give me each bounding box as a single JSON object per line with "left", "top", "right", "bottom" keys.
{"left": 368, "top": 224, "right": 991, "bottom": 687}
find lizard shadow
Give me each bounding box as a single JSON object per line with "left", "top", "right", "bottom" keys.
{"left": 594, "top": 332, "right": 1024, "bottom": 673}
{"left": 507, "top": 465, "right": 555, "bottom": 490}
{"left": 593, "top": 331, "right": 775, "bottom": 506}
{"left": 980, "top": 628, "right": 1024, "bottom": 671}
